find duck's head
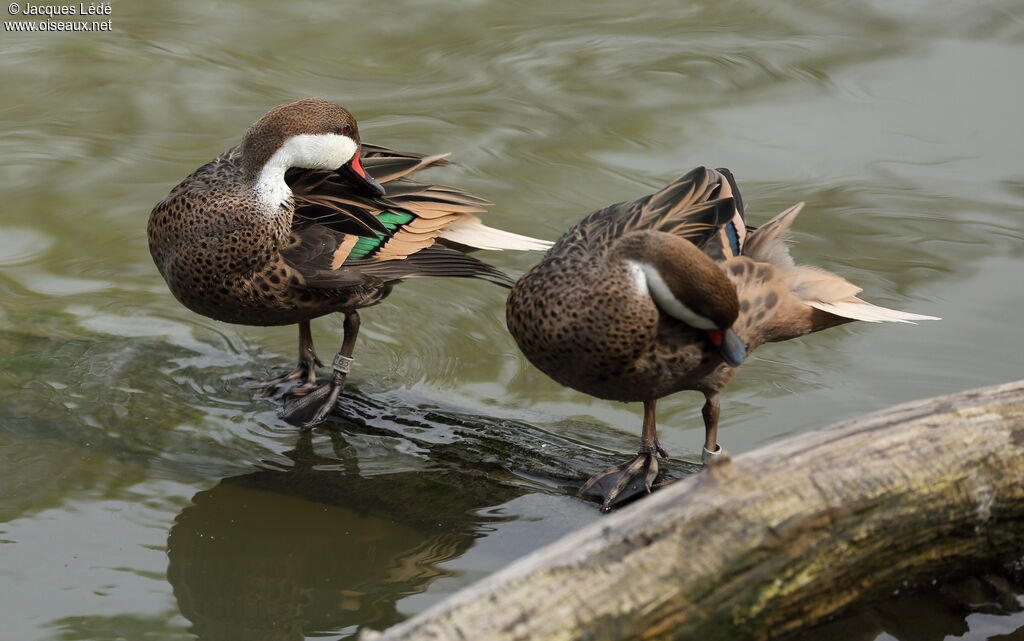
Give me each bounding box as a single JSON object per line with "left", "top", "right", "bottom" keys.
{"left": 648, "top": 265, "right": 746, "bottom": 367}
{"left": 619, "top": 231, "right": 747, "bottom": 367}
{"left": 240, "top": 97, "right": 384, "bottom": 196}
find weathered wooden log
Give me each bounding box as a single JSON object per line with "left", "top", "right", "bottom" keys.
{"left": 363, "top": 380, "right": 1024, "bottom": 641}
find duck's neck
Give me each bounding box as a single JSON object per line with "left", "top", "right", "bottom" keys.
{"left": 249, "top": 147, "right": 295, "bottom": 216}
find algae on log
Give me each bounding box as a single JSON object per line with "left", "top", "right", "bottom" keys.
{"left": 365, "top": 380, "right": 1024, "bottom": 641}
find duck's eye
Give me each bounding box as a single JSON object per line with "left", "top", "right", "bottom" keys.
{"left": 338, "top": 124, "right": 352, "bottom": 136}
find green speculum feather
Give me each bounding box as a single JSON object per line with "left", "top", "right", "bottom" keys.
{"left": 348, "top": 211, "right": 415, "bottom": 259}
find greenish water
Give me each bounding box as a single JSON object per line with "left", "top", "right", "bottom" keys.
{"left": 2, "top": 1, "right": 1022, "bottom": 639}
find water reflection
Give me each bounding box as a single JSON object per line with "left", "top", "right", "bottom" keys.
{"left": 794, "top": 574, "right": 1024, "bottom": 641}
{"left": 167, "top": 429, "right": 521, "bottom": 640}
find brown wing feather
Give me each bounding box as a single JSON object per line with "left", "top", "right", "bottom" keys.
{"left": 280, "top": 144, "right": 513, "bottom": 292}
{"left": 279, "top": 224, "right": 380, "bottom": 291}
{"left": 553, "top": 167, "right": 742, "bottom": 261}
{"left": 361, "top": 149, "right": 452, "bottom": 183}
{"left": 287, "top": 144, "right": 492, "bottom": 238}
{"left": 346, "top": 245, "right": 513, "bottom": 287}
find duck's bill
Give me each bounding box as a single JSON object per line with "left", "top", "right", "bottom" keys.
{"left": 337, "top": 148, "right": 385, "bottom": 196}
{"left": 707, "top": 328, "right": 746, "bottom": 367}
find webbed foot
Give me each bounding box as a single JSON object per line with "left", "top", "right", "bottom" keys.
{"left": 277, "top": 373, "right": 345, "bottom": 428}
{"left": 277, "top": 354, "right": 354, "bottom": 428}
{"left": 255, "top": 352, "right": 324, "bottom": 400}
{"left": 580, "top": 445, "right": 667, "bottom": 512}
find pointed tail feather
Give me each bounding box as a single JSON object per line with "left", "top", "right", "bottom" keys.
{"left": 792, "top": 264, "right": 940, "bottom": 324}
{"left": 745, "top": 205, "right": 941, "bottom": 326}
{"left": 438, "top": 216, "right": 554, "bottom": 251}
{"left": 807, "top": 298, "right": 941, "bottom": 324}
{"left": 742, "top": 202, "right": 804, "bottom": 270}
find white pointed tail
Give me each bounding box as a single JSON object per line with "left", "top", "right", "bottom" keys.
{"left": 439, "top": 216, "right": 553, "bottom": 251}
{"left": 807, "top": 299, "right": 941, "bottom": 323}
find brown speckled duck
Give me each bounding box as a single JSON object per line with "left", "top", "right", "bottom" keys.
{"left": 506, "top": 167, "right": 939, "bottom": 511}
{"left": 149, "top": 98, "right": 550, "bottom": 427}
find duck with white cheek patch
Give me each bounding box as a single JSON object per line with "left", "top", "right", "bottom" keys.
{"left": 506, "top": 167, "right": 939, "bottom": 511}
{"left": 149, "top": 98, "right": 552, "bottom": 427}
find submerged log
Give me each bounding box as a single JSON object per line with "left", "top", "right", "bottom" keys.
{"left": 364, "top": 380, "right": 1024, "bottom": 641}
{"left": 327, "top": 384, "right": 700, "bottom": 487}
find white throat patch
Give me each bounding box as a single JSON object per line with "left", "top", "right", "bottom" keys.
{"left": 254, "top": 133, "right": 358, "bottom": 212}
{"left": 628, "top": 260, "right": 717, "bottom": 330}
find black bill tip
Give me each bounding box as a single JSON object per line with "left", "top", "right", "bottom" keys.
{"left": 337, "top": 150, "right": 386, "bottom": 197}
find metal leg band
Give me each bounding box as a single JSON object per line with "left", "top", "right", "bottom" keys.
{"left": 332, "top": 354, "right": 354, "bottom": 375}
{"left": 701, "top": 444, "right": 722, "bottom": 465}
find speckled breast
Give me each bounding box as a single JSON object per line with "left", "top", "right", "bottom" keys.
{"left": 507, "top": 257, "right": 728, "bottom": 402}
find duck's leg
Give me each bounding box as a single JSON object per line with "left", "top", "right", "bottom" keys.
{"left": 278, "top": 311, "right": 360, "bottom": 428}
{"left": 260, "top": 321, "right": 323, "bottom": 399}
{"left": 580, "top": 399, "right": 668, "bottom": 512}
{"left": 701, "top": 392, "right": 723, "bottom": 464}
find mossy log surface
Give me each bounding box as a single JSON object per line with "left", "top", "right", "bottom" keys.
{"left": 365, "top": 380, "right": 1024, "bottom": 641}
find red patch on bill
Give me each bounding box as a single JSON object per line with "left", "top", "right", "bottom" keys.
{"left": 349, "top": 150, "right": 367, "bottom": 178}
